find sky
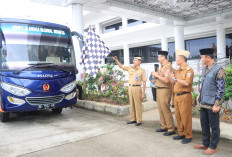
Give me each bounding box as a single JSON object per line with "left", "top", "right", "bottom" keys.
{"left": 0, "top": 0, "right": 72, "bottom": 26}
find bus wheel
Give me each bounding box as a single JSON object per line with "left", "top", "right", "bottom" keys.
{"left": 1, "top": 112, "right": 9, "bottom": 122}
{"left": 52, "top": 108, "right": 62, "bottom": 114}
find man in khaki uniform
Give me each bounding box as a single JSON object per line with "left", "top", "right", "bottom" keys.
{"left": 169, "top": 49, "right": 194, "bottom": 144}
{"left": 113, "top": 56, "right": 147, "bottom": 126}
{"left": 152, "top": 51, "right": 175, "bottom": 136}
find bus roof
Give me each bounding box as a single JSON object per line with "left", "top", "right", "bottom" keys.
{"left": 0, "top": 18, "right": 69, "bottom": 30}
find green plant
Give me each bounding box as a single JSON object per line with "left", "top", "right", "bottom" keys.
{"left": 191, "top": 74, "right": 202, "bottom": 114}
{"left": 192, "top": 106, "right": 200, "bottom": 116}
{"left": 193, "top": 75, "right": 202, "bottom": 86}
{"left": 192, "top": 91, "right": 198, "bottom": 99}
{"left": 192, "top": 91, "right": 198, "bottom": 106}
{"left": 79, "top": 63, "right": 129, "bottom": 105}
{"left": 192, "top": 74, "right": 201, "bottom": 107}
{"left": 223, "top": 64, "right": 232, "bottom": 102}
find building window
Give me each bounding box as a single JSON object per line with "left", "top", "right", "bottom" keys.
{"left": 185, "top": 36, "right": 216, "bottom": 60}
{"left": 105, "top": 50, "right": 124, "bottom": 64}
{"left": 104, "top": 22, "right": 122, "bottom": 33}
{"left": 129, "top": 44, "right": 161, "bottom": 64}
{"left": 168, "top": 42, "right": 175, "bottom": 61}
{"left": 127, "top": 19, "right": 146, "bottom": 27}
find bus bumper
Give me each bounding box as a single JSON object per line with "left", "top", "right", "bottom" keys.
{"left": 0, "top": 92, "right": 77, "bottom": 112}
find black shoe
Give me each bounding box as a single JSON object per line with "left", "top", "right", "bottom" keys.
{"left": 181, "top": 138, "right": 192, "bottom": 144}
{"left": 173, "top": 135, "right": 185, "bottom": 140}
{"left": 155, "top": 128, "right": 167, "bottom": 132}
{"left": 163, "top": 131, "right": 176, "bottom": 136}
{"left": 127, "top": 121, "right": 136, "bottom": 124}
{"left": 135, "top": 123, "right": 142, "bottom": 126}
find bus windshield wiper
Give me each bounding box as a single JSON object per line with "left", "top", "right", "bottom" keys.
{"left": 13, "top": 63, "right": 72, "bottom": 74}
{"left": 45, "top": 64, "right": 71, "bottom": 74}
{"left": 13, "top": 63, "right": 54, "bottom": 74}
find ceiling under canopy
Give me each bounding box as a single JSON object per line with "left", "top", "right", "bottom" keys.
{"left": 110, "top": 0, "right": 232, "bottom": 20}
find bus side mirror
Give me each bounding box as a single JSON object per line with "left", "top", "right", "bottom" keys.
{"left": 0, "top": 28, "right": 4, "bottom": 49}
{"left": 71, "top": 31, "right": 83, "bottom": 41}
{"left": 71, "top": 31, "right": 84, "bottom": 53}
{"left": 75, "top": 68, "right": 78, "bottom": 74}
{"left": 0, "top": 35, "right": 2, "bottom": 48}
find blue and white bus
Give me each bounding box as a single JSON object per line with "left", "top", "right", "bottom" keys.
{"left": 0, "top": 18, "right": 82, "bottom": 122}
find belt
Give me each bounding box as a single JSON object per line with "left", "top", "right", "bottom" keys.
{"left": 157, "top": 87, "right": 169, "bottom": 89}
{"left": 129, "top": 84, "right": 141, "bottom": 86}
{"left": 199, "top": 103, "right": 213, "bottom": 109}
{"left": 176, "top": 92, "right": 191, "bottom": 96}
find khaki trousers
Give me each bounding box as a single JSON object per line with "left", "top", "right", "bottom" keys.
{"left": 157, "top": 88, "right": 175, "bottom": 132}
{"left": 174, "top": 93, "right": 193, "bottom": 139}
{"left": 129, "top": 86, "right": 142, "bottom": 123}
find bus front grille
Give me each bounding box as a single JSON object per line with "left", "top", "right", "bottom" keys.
{"left": 26, "top": 94, "right": 65, "bottom": 105}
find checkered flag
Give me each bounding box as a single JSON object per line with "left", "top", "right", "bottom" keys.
{"left": 80, "top": 26, "right": 111, "bottom": 77}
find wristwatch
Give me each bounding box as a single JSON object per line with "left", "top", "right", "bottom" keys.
{"left": 173, "top": 78, "right": 177, "bottom": 82}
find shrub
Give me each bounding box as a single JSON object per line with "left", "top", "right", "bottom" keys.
{"left": 78, "top": 63, "right": 129, "bottom": 105}
{"left": 223, "top": 64, "right": 232, "bottom": 102}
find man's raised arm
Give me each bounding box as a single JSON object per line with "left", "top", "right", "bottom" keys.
{"left": 112, "top": 56, "right": 123, "bottom": 69}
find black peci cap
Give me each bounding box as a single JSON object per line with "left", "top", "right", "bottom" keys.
{"left": 199, "top": 48, "right": 214, "bottom": 55}
{"left": 158, "top": 50, "right": 168, "bottom": 56}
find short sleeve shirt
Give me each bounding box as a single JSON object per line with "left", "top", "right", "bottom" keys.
{"left": 156, "top": 61, "right": 173, "bottom": 88}
{"left": 122, "top": 66, "right": 147, "bottom": 85}
{"left": 173, "top": 64, "right": 194, "bottom": 94}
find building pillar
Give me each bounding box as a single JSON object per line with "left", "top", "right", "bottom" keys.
{"left": 160, "top": 18, "right": 168, "bottom": 51}
{"left": 66, "top": 0, "right": 84, "bottom": 79}
{"left": 123, "top": 44, "right": 130, "bottom": 65}
{"left": 174, "top": 21, "right": 185, "bottom": 50}
{"left": 95, "top": 23, "right": 102, "bottom": 35}
{"left": 122, "top": 17, "right": 128, "bottom": 29}
{"left": 216, "top": 16, "right": 226, "bottom": 59}
{"left": 161, "top": 36, "right": 168, "bottom": 51}
{"left": 71, "top": 2, "right": 84, "bottom": 34}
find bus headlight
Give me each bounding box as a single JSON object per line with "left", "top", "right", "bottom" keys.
{"left": 1, "top": 82, "right": 31, "bottom": 96}
{"left": 60, "top": 81, "right": 76, "bottom": 93}
{"left": 65, "top": 92, "right": 76, "bottom": 100}
{"left": 7, "top": 96, "right": 25, "bottom": 105}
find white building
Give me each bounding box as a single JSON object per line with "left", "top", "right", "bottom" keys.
{"left": 1, "top": 0, "right": 232, "bottom": 100}
{"left": 82, "top": 0, "right": 232, "bottom": 100}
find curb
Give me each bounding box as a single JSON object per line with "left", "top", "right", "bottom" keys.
{"left": 74, "top": 100, "right": 156, "bottom": 116}
{"left": 74, "top": 100, "right": 232, "bottom": 140}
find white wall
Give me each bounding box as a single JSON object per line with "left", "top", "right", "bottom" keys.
{"left": 81, "top": 15, "right": 232, "bottom": 101}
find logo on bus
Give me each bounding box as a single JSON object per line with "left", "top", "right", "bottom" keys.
{"left": 38, "top": 74, "right": 53, "bottom": 78}
{"left": 43, "top": 83, "right": 50, "bottom": 92}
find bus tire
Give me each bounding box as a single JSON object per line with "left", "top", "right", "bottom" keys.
{"left": 1, "top": 112, "right": 9, "bottom": 122}
{"left": 52, "top": 108, "right": 62, "bottom": 114}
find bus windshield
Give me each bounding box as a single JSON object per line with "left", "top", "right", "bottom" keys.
{"left": 0, "top": 22, "right": 75, "bottom": 70}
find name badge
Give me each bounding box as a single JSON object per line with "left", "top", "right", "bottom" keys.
{"left": 135, "top": 73, "right": 138, "bottom": 81}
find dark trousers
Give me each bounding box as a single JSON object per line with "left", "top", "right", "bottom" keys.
{"left": 76, "top": 84, "right": 82, "bottom": 100}
{"left": 151, "top": 87, "right": 157, "bottom": 101}
{"left": 200, "top": 107, "right": 220, "bottom": 149}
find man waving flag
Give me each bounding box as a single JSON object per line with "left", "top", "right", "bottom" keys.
{"left": 80, "top": 26, "right": 111, "bottom": 77}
